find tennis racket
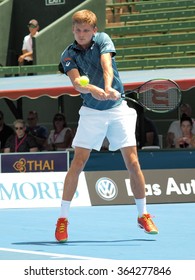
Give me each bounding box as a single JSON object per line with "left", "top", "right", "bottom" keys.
{"left": 121, "top": 78, "right": 182, "bottom": 113}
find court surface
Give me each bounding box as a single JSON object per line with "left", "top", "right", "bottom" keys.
{"left": 0, "top": 202, "right": 194, "bottom": 260}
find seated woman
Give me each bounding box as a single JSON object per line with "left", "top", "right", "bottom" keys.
{"left": 45, "top": 113, "right": 73, "bottom": 151}
{"left": 4, "top": 119, "right": 38, "bottom": 152}
{"left": 175, "top": 114, "right": 195, "bottom": 148}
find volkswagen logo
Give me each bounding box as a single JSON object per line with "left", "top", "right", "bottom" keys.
{"left": 95, "top": 177, "right": 118, "bottom": 201}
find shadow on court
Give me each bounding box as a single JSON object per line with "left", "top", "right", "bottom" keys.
{"left": 12, "top": 238, "right": 156, "bottom": 246}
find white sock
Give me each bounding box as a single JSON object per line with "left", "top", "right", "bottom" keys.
{"left": 60, "top": 200, "right": 71, "bottom": 219}
{"left": 134, "top": 197, "right": 147, "bottom": 217}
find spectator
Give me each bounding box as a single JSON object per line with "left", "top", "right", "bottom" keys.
{"left": 18, "top": 19, "right": 39, "bottom": 68}
{"left": 26, "top": 110, "right": 48, "bottom": 151}
{"left": 136, "top": 116, "right": 159, "bottom": 148}
{"left": 0, "top": 111, "right": 14, "bottom": 152}
{"left": 132, "top": 104, "right": 159, "bottom": 149}
{"left": 166, "top": 103, "right": 195, "bottom": 148}
{"left": 4, "top": 119, "right": 38, "bottom": 153}
{"left": 175, "top": 114, "right": 195, "bottom": 148}
{"left": 46, "top": 113, "right": 72, "bottom": 151}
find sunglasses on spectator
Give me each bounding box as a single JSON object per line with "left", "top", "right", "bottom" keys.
{"left": 15, "top": 127, "right": 24, "bottom": 130}
{"left": 54, "top": 117, "right": 63, "bottom": 121}
{"left": 27, "top": 24, "right": 38, "bottom": 28}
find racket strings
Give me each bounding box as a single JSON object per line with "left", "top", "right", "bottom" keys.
{"left": 138, "top": 81, "right": 180, "bottom": 112}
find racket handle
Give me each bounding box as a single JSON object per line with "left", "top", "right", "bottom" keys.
{"left": 116, "top": 92, "right": 121, "bottom": 98}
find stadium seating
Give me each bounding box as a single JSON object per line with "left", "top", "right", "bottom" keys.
{"left": 135, "top": 0, "right": 195, "bottom": 12}
{"left": 107, "top": 0, "right": 195, "bottom": 15}
{"left": 106, "top": 0, "right": 195, "bottom": 70}
{"left": 0, "top": 64, "right": 58, "bottom": 77}
{"left": 106, "top": 20, "right": 195, "bottom": 36}
{"left": 116, "top": 43, "right": 195, "bottom": 59}
{"left": 120, "top": 9, "right": 195, "bottom": 25}
{"left": 116, "top": 55, "right": 195, "bottom": 71}
{"left": 112, "top": 32, "right": 195, "bottom": 47}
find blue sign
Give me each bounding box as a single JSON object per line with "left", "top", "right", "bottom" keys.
{"left": 1, "top": 151, "right": 69, "bottom": 173}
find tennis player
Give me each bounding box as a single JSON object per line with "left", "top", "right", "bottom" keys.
{"left": 55, "top": 9, "right": 158, "bottom": 242}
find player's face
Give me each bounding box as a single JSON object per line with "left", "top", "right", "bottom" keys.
{"left": 72, "top": 23, "right": 97, "bottom": 49}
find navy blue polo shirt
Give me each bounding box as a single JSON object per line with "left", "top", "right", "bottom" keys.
{"left": 61, "top": 32, "right": 123, "bottom": 110}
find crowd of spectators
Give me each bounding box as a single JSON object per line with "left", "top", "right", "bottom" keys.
{"left": 1, "top": 105, "right": 195, "bottom": 153}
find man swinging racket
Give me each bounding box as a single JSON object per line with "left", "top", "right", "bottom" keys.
{"left": 55, "top": 9, "right": 158, "bottom": 242}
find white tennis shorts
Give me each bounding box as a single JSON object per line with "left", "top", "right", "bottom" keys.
{"left": 72, "top": 101, "right": 137, "bottom": 151}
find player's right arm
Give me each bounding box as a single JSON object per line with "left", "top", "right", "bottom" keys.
{"left": 100, "top": 52, "right": 120, "bottom": 100}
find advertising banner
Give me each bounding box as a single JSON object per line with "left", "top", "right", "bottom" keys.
{"left": 85, "top": 169, "right": 195, "bottom": 205}
{"left": 1, "top": 152, "right": 69, "bottom": 173}
{"left": 0, "top": 172, "right": 91, "bottom": 208}
{"left": 1, "top": 168, "right": 194, "bottom": 209}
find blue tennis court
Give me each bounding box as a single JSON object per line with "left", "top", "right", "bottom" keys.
{"left": 0, "top": 202, "right": 194, "bottom": 260}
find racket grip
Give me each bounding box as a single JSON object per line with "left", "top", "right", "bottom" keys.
{"left": 116, "top": 92, "right": 122, "bottom": 98}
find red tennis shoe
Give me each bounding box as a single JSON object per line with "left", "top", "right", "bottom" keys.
{"left": 55, "top": 218, "right": 68, "bottom": 242}
{"left": 138, "top": 214, "right": 159, "bottom": 234}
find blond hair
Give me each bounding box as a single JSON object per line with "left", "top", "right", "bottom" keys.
{"left": 13, "top": 119, "right": 25, "bottom": 127}
{"left": 72, "top": 10, "right": 97, "bottom": 28}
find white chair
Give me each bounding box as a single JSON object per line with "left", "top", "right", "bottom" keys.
{"left": 158, "top": 134, "right": 163, "bottom": 148}
{"left": 141, "top": 146, "right": 160, "bottom": 150}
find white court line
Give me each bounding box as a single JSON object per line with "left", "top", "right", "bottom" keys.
{"left": 0, "top": 247, "right": 110, "bottom": 260}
